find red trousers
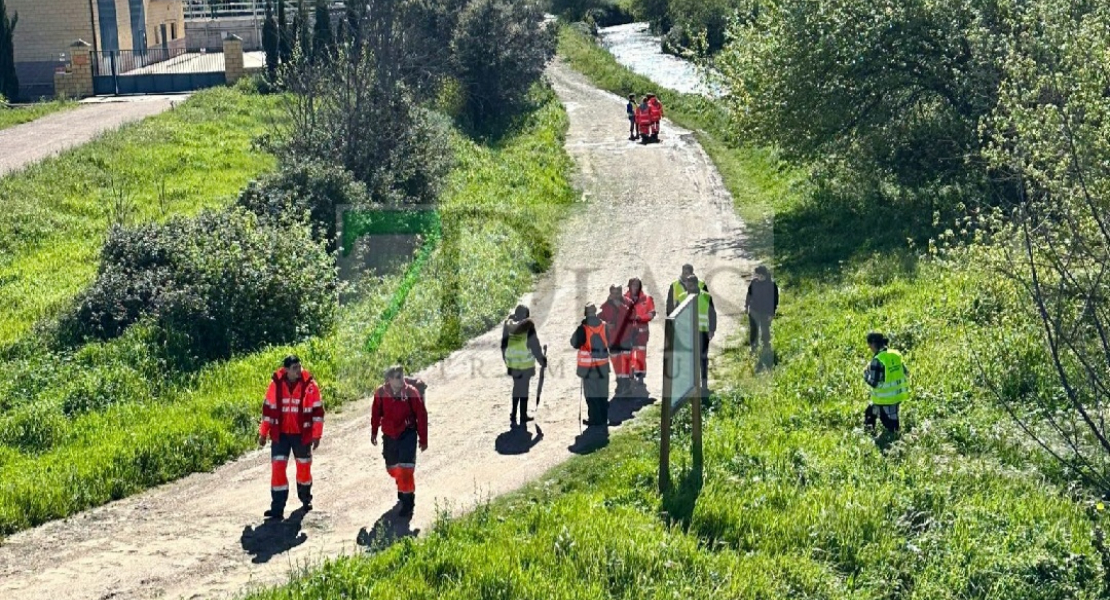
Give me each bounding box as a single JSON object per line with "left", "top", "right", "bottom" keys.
{"left": 629, "top": 326, "right": 649, "bottom": 378}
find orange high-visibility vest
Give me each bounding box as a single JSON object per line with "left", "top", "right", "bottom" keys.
{"left": 577, "top": 323, "right": 610, "bottom": 368}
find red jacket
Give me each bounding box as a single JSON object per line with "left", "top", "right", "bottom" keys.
{"left": 625, "top": 291, "right": 656, "bottom": 328}
{"left": 260, "top": 368, "right": 324, "bottom": 444}
{"left": 648, "top": 98, "right": 663, "bottom": 120}
{"left": 600, "top": 297, "right": 635, "bottom": 348}
{"left": 371, "top": 383, "right": 429, "bottom": 445}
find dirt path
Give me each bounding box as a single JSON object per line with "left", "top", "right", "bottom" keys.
{"left": 0, "top": 95, "right": 183, "bottom": 177}
{"left": 0, "top": 62, "right": 752, "bottom": 600}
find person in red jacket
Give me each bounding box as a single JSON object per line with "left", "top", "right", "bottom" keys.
{"left": 371, "top": 365, "right": 429, "bottom": 518}
{"left": 647, "top": 94, "right": 664, "bottom": 142}
{"left": 624, "top": 277, "right": 657, "bottom": 394}
{"left": 636, "top": 97, "right": 653, "bottom": 144}
{"left": 258, "top": 354, "right": 324, "bottom": 520}
{"left": 600, "top": 283, "right": 636, "bottom": 397}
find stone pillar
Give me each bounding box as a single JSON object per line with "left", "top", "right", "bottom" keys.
{"left": 54, "top": 40, "right": 95, "bottom": 100}
{"left": 223, "top": 34, "right": 245, "bottom": 85}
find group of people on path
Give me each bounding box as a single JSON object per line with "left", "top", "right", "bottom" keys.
{"left": 627, "top": 93, "right": 664, "bottom": 143}
{"left": 255, "top": 263, "right": 910, "bottom": 523}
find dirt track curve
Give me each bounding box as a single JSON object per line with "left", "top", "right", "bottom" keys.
{"left": 0, "top": 62, "right": 753, "bottom": 600}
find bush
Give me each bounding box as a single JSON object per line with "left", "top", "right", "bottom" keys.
{"left": 58, "top": 208, "right": 336, "bottom": 367}
{"left": 237, "top": 159, "right": 368, "bottom": 250}
{"left": 281, "top": 43, "right": 454, "bottom": 205}
{"left": 451, "top": 0, "right": 555, "bottom": 128}
{"left": 717, "top": 0, "right": 1007, "bottom": 194}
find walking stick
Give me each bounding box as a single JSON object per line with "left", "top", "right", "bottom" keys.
{"left": 535, "top": 345, "right": 548, "bottom": 409}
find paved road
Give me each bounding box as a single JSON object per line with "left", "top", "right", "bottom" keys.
{"left": 0, "top": 62, "right": 754, "bottom": 600}
{"left": 0, "top": 95, "right": 186, "bottom": 177}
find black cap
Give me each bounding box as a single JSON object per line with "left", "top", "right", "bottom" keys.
{"left": 283, "top": 354, "right": 301, "bottom": 369}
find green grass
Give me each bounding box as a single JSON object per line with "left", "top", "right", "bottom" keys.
{"left": 243, "top": 29, "right": 1110, "bottom": 599}
{"left": 0, "top": 87, "right": 282, "bottom": 349}
{"left": 0, "top": 86, "right": 577, "bottom": 536}
{"left": 0, "top": 100, "right": 77, "bottom": 131}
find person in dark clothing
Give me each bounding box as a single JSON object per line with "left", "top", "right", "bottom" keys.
{"left": 745, "top": 265, "right": 779, "bottom": 354}
{"left": 500, "top": 304, "right": 548, "bottom": 427}
{"left": 570, "top": 303, "right": 612, "bottom": 427}
{"left": 627, "top": 94, "right": 639, "bottom": 140}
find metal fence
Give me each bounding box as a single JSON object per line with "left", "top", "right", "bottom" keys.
{"left": 91, "top": 48, "right": 226, "bottom": 77}
{"left": 185, "top": 0, "right": 346, "bottom": 20}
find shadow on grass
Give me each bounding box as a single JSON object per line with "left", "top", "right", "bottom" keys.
{"left": 495, "top": 424, "right": 544, "bottom": 455}
{"left": 356, "top": 506, "right": 420, "bottom": 554}
{"left": 240, "top": 506, "right": 309, "bottom": 564}
{"left": 662, "top": 449, "right": 704, "bottom": 532}
{"left": 773, "top": 189, "right": 939, "bottom": 282}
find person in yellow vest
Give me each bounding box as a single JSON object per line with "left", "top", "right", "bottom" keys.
{"left": 680, "top": 275, "right": 717, "bottom": 396}
{"left": 863, "top": 332, "right": 909, "bottom": 433}
{"left": 665, "top": 263, "right": 708, "bottom": 315}
{"left": 500, "top": 304, "right": 548, "bottom": 427}
{"left": 570, "top": 303, "right": 612, "bottom": 428}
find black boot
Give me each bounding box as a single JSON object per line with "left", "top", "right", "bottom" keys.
{"left": 264, "top": 507, "right": 283, "bottom": 520}
{"left": 399, "top": 492, "right": 415, "bottom": 517}
{"left": 297, "top": 483, "right": 313, "bottom": 512}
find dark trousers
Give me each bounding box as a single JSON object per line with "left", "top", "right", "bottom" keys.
{"left": 383, "top": 428, "right": 418, "bottom": 496}
{"left": 270, "top": 433, "right": 313, "bottom": 512}
{"left": 749, "top": 311, "right": 772, "bottom": 351}
{"left": 581, "top": 369, "right": 610, "bottom": 426}
{"left": 699, "top": 332, "right": 711, "bottom": 394}
{"left": 864, "top": 403, "right": 900, "bottom": 432}
{"left": 629, "top": 116, "right": 637, "bottom": 138}
{"left": 510, "top": 370, "right": 533, "bottom": 422}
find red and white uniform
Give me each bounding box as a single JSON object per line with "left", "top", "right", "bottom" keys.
{"left": 600, "top": 298, "right": 635, "bottom": 386}
{"left": 260, "top": 369, "right": 323, "bottom": 495}
{"left": 625, "top": 290, "right": 656, "bottom": 380}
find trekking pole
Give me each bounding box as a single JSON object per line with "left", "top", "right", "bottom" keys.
{"left": 579, "top": 377, "right": 585, "bottom": 435}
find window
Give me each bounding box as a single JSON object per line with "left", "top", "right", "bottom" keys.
{"left": 171, "top": 23, "right": 177, "bottom": 40}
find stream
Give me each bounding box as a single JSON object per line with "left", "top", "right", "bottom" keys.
{"left": 596, "top": 22, "right": 722, "bottom": 98}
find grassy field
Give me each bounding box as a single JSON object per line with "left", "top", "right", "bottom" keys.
{"left": 242, "top": 29, "right": 1110, "bottom": 599}
{"left": 0, "top": 88, "right": 283, "bottom": 348}
{"left": 0, "top": 86, "right": 576, "bottom": 536}
{"left": 0, "top": 100, "right": 77, "bottom": 131}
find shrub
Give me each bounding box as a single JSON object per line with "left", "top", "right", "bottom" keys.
{"left": 451, "top": 0, "right": 555, "bottom": 128}
{"left": 58, "top": 208, "right": 336, "bottom": 367}
{"left": 237, "top": 159, "right": 369, "bottom": 250}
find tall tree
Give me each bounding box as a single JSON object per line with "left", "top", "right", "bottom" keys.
{"left": 293, "top": 0, "right": 311, "bottom": 57}
{"left": 312, "top": 0, "right": 334, "bottom": 62}
{"left": 0, "top": 0, "right": 18, "bottom": 101}
{"left": 278, "top": 0, "right": 292, "bottom": 63}
{"left": 262, "top": 0, "right": 279, "bottom": 79}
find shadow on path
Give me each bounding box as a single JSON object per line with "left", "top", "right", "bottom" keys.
{"left": 608, "top": 393, "right": 656, "bottom": 426}
{"left": 495, "top": 424, "right": 544, "bottom": 455}
{"left": 568, "top": 426, "right": 610, "bottom": 455}
{"left": 240, "top": 507, "right": 309, "bottom": 564}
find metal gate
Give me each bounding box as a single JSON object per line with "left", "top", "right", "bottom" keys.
{"left": 91, "top": 49, "right": 227, "bottom": 95}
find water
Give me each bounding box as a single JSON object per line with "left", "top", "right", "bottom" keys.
{"left": 597, "top": 23, "right": 722, "bottom": 98}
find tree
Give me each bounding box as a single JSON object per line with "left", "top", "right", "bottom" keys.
{"left": 278, "top": 0, "right": 292, "bottom": 63}
{"left": 717, "top": 0, "right": 1008, "bottom": 195}
{"left": 262, "top": 0, "right": 279, "bottom": 79}
{"left": 0, "top": 0, "right": 18, "bottom": 102}
{"left": 282, "top": 5, "right": 453, "bottom": 206}
{"left": 451, "top": 0, "right": 554, "bottom": 128}
{"left": 292, "top": 0, "right": 311, "bottom": 57}
{"left": 312, "top": 0, "right": 334, "bottom": 62}
{"left": 981, "top": 0, "right": 1110, "bottom": 488}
